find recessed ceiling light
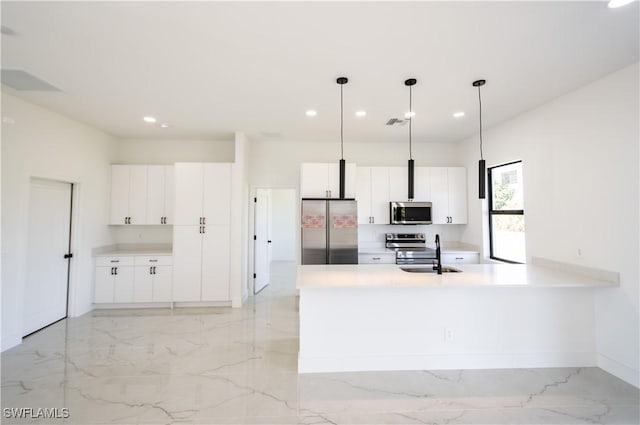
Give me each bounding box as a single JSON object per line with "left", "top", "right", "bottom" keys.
{"left": 355, "top": 110, "right": 367, "bottom": 117}
{"left": 453, "top": 111, "right": 465, "bottom": 118}
{"left": 404, "top": 111, "right": 416, "bottom": 119}
{"left": 608, "top": 0, "right": 635, "bottom": 8}
{"left": 143, "top": 116, "right": 157, "bottom": 123}
{"left": 305, "top": 110, "right": 317, "bottom": 117}
{"left": 160, "top": 123, "right": 169, "bottom": 128}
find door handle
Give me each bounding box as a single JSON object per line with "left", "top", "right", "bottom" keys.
{"left": 111, "top": 267, "right": 115, "bottom": 275}
{"left": 150, "top": 266, "right": 153, "bottom": 274}
{"left": 267, "top": 240, "right": 272, "bottom": 244}
{"left": 64, "top": 253, "right": 73, "bottom": 259}
{"left": 153, "top": 266, "right": 156, "bottom": 274}
{"left": 202, "top": 226, "right": 205, "bottom": 234}
{"left": 202, "top": 217, "right": 206, "bottom": 225}
{"left": 114, "top": 267, "right": 118, "bottom": 275}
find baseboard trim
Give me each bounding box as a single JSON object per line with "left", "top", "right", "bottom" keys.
{"left": 299, "top": 351, "right": 597, "bottom": 374}
{"left": 597, "top": 353, "right": 640, "bottom": 388}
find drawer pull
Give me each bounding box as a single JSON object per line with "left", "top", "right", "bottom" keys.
{"left": 372, "top": 257, "right": 381, "bottom": 260}
{"left": 455, "top": 257, "right": 464, "bottom": 260}
{"left": 110, "top": 260, "right": 119, "bottom": 263}
{"left": 149, "top": 259, "right": 158, "bottom": 262}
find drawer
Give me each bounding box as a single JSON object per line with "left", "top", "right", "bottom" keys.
{"left": 134, "top": 256, "right": 173, "bottom": 266}
{"left": 95, "top": 256, "right": 135, "bottom": 267}
{"left": 441, "top": 252, "right": 479, "bottom": 264}
{"left": 358, "top": 253, "right": 396, "bottom": 264}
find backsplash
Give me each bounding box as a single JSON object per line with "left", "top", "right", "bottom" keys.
{"left": 358, "top": 224, "right": 463, "bottom": 248}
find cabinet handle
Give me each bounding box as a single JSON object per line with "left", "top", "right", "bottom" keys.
{"left": 199, "top": 226, "right": 202, "bottom": 234}
{"left": 110, "top": 260, "right": 119, "bottom": 263}
{"left": 149, "top": 259, "right": 158, "bottom": 262}
{"left": 111, "top": 267, "right": 114, "bottom": 275}
{"left": 455, "top": 257, "right": 463, "bottom": 260}
{"left": 202, "top": 217, "right": 206, "bottom": 225}
{"left": 372, "top": 217, "right": 374, "bottom": 224}
{"left": 153, "top": 266, "right": 156, "bottom": 274}
{"left": 372, "top": 257, "right": 381, "bottom": 260}
{"left": 150, "top": 266, "right": 153, "bottom": 275}
{"left": 202, "top": 226, "right": 206, "bottom": 234}
{"left": 114, "top": 267, "right": 118, "bottom": 275}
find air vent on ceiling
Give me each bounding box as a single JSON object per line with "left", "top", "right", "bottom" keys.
{"left": 1, "top": 70, "right": 61, "bottom": 92}
{"left": 386, "top": 118, "right": 407, "bottom": 126}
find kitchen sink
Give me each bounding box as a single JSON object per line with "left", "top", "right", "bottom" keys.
{"left": 399, "top": 266, "right": 462, "bottom": 273}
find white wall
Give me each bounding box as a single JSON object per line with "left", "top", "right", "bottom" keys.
{"left": 1, "top": 93, "right": 117, "bottom": 351}
{"left": 458, "top": 63, "right": 639, "bottom": 387}
{"left": 270, "top": 189, "right": 297, "bottom": 261}
{"left": 231, "top": 132, "right": 250, "bottom": 305}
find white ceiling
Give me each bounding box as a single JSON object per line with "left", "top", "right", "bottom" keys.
{"left": 1, "top": 1, "right": 638, "bottom": 144}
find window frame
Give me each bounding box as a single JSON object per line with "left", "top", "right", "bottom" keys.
{"left": 487, "top": 160, "right": 525, "bottom": 264}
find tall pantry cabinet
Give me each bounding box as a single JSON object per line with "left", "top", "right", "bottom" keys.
{"left": 173, "top": 163, "right": 231, "bottom": 302}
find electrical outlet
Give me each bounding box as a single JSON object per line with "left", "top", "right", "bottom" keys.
{"left": 445, "top": 328, "right": 454, "bottom": 341}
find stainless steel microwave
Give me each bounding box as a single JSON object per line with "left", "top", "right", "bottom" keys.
{"left": 389, "top": 202, "right": 432, "bottom": 225}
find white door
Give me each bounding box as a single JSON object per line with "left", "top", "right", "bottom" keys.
{"left": 153, "top": 266, "right": 173, "bottom": 302}
{"left": 447, "top": 167, "right": 468, "bottom": 224}
{"left": 414, "top": 167, "right": 432, "bottom": 201}
{"left": 370, "top": 167, "right": 390, "bottom": 224}
{"left": 203, "top": 163, "right": 231, "bottom": 225}
{"left": 300, "top": 163, "right": 329, "bottom": 198}
{"left": 388, "top": 166, "right": 408, "bottom": 202}
{"left": 94, "top": 267, "right": 115, "bottom": 303}
{"left": 430, "top": 167, "right": 450, "bottom": 224}
{"left": 201, "top": 225, "right": 230, "bottom": 301}
{"left": 172, "top": 226, "right": 203, "bottom": 301}
{"left": 23, "top": 179, "right": 72, "bottom": 336}
{"left": 110, "top": 165, "right": 130, "bottom": 225}
{"left": 128, "top": 165, "right": 148, "bottom": 225}
{"left": 356, "top": 167, "right": 372, "bottom": 224}
{"left": 174, "top": 163, "right": 203, "bottom": 226}
{"left": 146, "top": 165, "right": 165, "bottom": 225}
{"left": 113, "top": 266, "right": 135, "bottom": 303}
{"left": 253, "top": 189, "right": 271, "bottom": 294}
{"left": 163, "top": 165, "right": 174, "bottom": 225}
{"left": 133, "top": 266, "right": 153, "bottom": 302}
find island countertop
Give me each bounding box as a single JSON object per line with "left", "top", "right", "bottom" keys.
{"left": 296, "top": 263, "right": 618, "bottom": 289}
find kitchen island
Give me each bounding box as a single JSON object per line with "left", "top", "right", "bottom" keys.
{"left": 297, "top": 260, "right": 617, "bottom": 373}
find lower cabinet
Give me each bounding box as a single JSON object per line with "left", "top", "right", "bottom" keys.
{"left": 94, "top": 255, "right": 173, "bottom": 304}
{"left": 358, "top": 253, "right": 396, "bottom": 264}
{"left": 440, "top": 252, "right": 479, "bottom": 264}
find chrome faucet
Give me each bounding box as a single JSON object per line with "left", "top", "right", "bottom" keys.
{"left": 433, "top": 234, "right": 442, "bottom": 275}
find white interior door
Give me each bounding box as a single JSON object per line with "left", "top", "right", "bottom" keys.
{"left": 23, "top": 179, "right": 72, "bottom": 336}
{"left": 253, "top": 189, "right": 271, "bottom": 294}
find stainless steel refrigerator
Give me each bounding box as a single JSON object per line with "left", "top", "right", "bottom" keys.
{"left": 301, "top": 199, "right": 358, "bottom": 264}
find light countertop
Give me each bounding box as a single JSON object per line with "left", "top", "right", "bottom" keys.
{"left": 297, "top": 263, "right": 617, "bottom": 289}
{"left": 358, "top": 243, "right": 479, "bottom": 255}
{"left": 93, "top": 244, "right": 172, "bottom": 257}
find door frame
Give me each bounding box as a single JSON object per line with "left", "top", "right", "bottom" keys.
{"left": 247, "top": 185, "right": 298, "bottom": 296}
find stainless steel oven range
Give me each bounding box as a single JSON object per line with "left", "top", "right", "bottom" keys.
{"left": 385, "top": 233, "right": 438, "bottom": 265}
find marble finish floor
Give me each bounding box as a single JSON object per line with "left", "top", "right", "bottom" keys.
{"left": 2, "top": 261, "right": 638, "bottom": 424}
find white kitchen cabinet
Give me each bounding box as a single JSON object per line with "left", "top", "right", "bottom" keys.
{"left": 94, "top": 256, "right": 135, "bottom": 303}
{"left": 110, "top": 165, "right": 148, "bottom": 225}
{"left": 173, "top": 225, "right": 230, "bottom": 302}
{"left": 174, "top": 163, "right": 231, "bottom": 226}
{"left": 133, "top": 267, "right": 153, "bottom": 302}
{"left": 146, "top": 165, "right": 174, "bottom": 225}
{"left": 358, "top": 252, "right": 396, "bottom": 264}
{"left": 152, "top": 266, "right": 173, "bottom": 302}
{"left": 133, "top": 258, "right": 173, "bottom": 303}
{"left": 356, "top": 167, "right": 390, "bottom": 224}
{"left": 414, "top": 167, "right": 431, "bottom": 201}
{"left": 388, "top": 167, "right": 408, "bottom": 202}
{"left": 430, "top": 167, "right": 467, "bottom": 224}
{"left": 441, "top": 252, "right": 479, "bottom": 264}
{"left": 300, "top": 162, "right": 356, "bottom": 198}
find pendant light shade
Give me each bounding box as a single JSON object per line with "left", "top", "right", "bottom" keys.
{"left": 473, "top": 79, "right": 486, "bottom": 199}
{"left": 405, "top": 78, "right": 417, "bottom": 201}
{"left": 337, "top": 77, "right": 348, "bottom": 199}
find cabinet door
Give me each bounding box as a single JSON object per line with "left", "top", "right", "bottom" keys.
{"left": 113, "top": 266, "right": 134, "bottom": 303}
{"left": 163, "top": 165, "right": 174, "bottom": 225}
{"left": 356, "top": 167, "right": 372, "bottom": 224}
{"left": 94, "top": 267, "right": 115, "bottom": 303}
{"left": 146, "top": 165, "right": 166, "bottom": 225}
{"left": 172, "top": 226, "right": 203, "bottom": 301}
{"left": 414, "top": 167, "right": 431, "bottom": 201}
{"left": 370, "top": 167, "right": 390, "bottom": 224}
{"left": 327, "top": 163, "right": 357, "bottom": 198}
{"left": 174, "top": 163, "right": 203, "bottom": 226}
{"left": 300, "top": 163, "right": 329, "bottom": 198}
{"left": 133, "top": 266, "right": 153, "bottom": 302}
{"left": 153, "top": 266, "right": 173, "bottom": 302}
{"left": 388, "top": 167, "right": 408, "bottom": 202}
{"left": 447, "top": 168, "right": 467, "bottom": 224}
{"left": 430, "top": 167, "right": 449, "bottom": 224}
{"left": 201, "top": 225, "right": 230, "bottom": 301}
{"left": 203, "top": 163, "right": 231, "bottom": 225}
{"left": 109, "top": 165, "right": 130, "bottom": 225}
{"left": 128, "top": 165, "right": 148, "bottom": 225}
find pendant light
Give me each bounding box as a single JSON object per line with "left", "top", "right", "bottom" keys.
{"left": 337, "top": 77, "right": 348, "bottom": 199}
{"left": 405, "top": 78, "right": 417, "bottom": 201}
{"left": 473, "top": 79, "right": 486, "bottom": 199}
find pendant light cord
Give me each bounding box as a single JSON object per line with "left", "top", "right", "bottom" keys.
{"left": 477, "top": 86, "right": 484, "bottom": 160}
{"left": 340, "top": 83, "right": 344, "bottom": 160}
{"left": 409, "top": 85, "right": 413, "bottom": 160}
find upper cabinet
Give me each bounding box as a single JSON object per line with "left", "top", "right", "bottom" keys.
{"left": 110, "top": 165, "right": 175, "bottom": 225}
{"left": 356, "top": 167, "right": 390, "bottom": 224}
{"left": 300, "top": 162, "right": 356, "bottom": 199}
{"left": 430, "top": 167, "right": 467, "bottom": 224}
{"left": 110, "top": 165, "right": 148, "bottom": 225}
{"left": 174, "top": 163, "right": 231, "bottom": 226}
{"left": 146, "top": 165, "right": 174, "bottom": 225}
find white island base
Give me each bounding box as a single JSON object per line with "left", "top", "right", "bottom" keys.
{"left": 297, "top": 262, "right": 617, "bottom": 374}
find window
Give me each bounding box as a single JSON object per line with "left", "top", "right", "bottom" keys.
{"left": 488, "top": 161, "right": 525, "bottom": 263}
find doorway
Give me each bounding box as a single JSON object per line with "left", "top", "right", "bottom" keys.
{"left": 252, "top": 188, "right": 296, "bottom": 295}
{"left": 23, "top": 178, "right": 73, "bottom": 336}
